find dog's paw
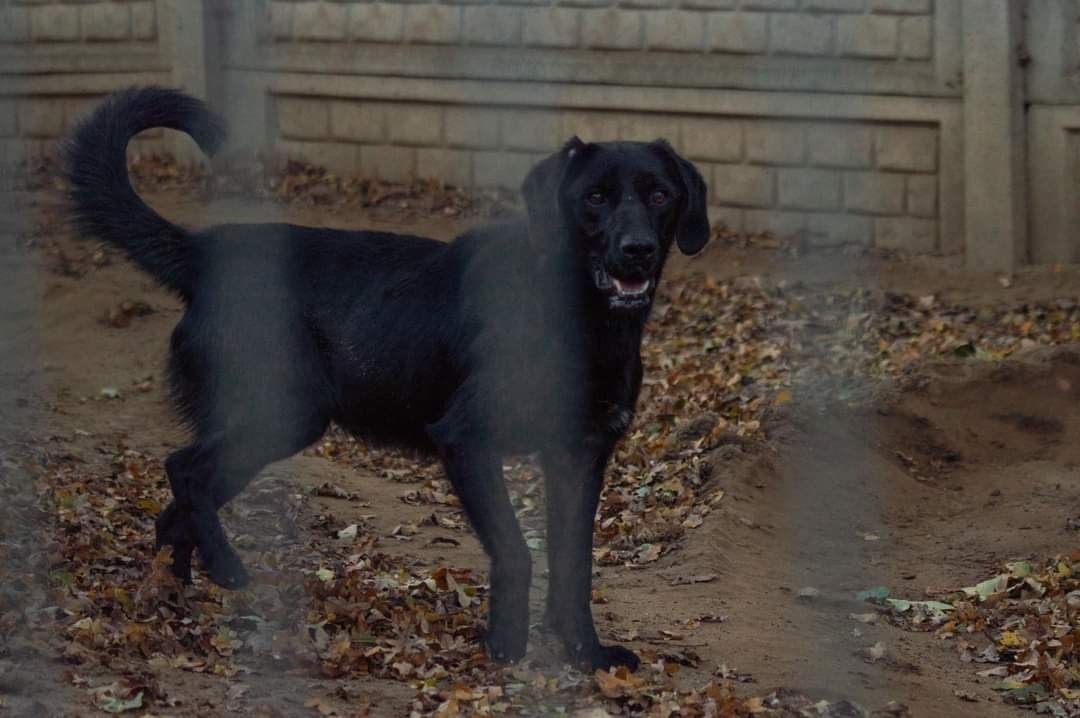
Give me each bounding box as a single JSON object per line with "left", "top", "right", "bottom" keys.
{"left": 155, "top": 505, "right": 194, "bottom": 584}
{"left": 201, "top": 546, "right": 250, "bottom": 589}
{"left": 154, "top": 534, "right": 194, "bottom": 584}
{"left": 167, "top": 544, "right": 195, "bottom": 584}
{"left": 484, "top": 626, "right": 528, "bottom": 664}
{"left": 580, "top": 643, "right": 640, "bottom": 672}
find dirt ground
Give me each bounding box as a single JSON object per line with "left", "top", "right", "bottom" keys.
{"left": 1, "top": 177, "right": 1078, "bottom": 717}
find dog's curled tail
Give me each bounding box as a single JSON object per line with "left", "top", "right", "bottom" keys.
{"left": 64, "top": 87, "right": 226, "bottom": 299}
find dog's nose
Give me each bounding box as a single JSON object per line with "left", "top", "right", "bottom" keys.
{"left": 620, "top": 236, "right": 657, "bottom": 260}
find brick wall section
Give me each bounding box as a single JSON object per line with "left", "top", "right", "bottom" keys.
{"left": 264, "top": 0, "right": 934, "bottom": 61}
{"left": 0, "top": 1, "right": 163, "bottom": 163}
{"left": 0, "top": 1, "right": 157, "bottom": 45}
{"left": 273, "top": 95, "right": 939, "bottom": 251}
{"left": 695, "top": 117, "right": 938, "bottom": 250}
{"left": 0, "top": 94, "right": 165, "bottom": 165}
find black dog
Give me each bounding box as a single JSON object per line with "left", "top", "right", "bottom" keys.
{"left": 65, "top": 87, "right": 709, "bottom": 671}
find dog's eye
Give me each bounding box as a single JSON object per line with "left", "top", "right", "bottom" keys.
{"left": 586, "top": 191, "right": 606, "bottom": 207}
{"left": 649, "top": 190, "right": 669, "bottom": 206}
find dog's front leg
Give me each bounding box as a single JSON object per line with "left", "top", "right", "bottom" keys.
{"left": 438, "top": 444, "right": 531, "bottom": 663}
{"left": 541, "top": 447, "right": 640, "bottom": 671}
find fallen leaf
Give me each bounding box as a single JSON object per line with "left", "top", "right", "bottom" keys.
{"left": 849, "top": 613, "right": 878, "bottom": 624}
{"left": 636, "top": 543, "right": 662, "bottom": 563}
{"left": 90, "top": 685, "right": 143, "bottom": 714}
{"left": 226, "top": 684, "right": 249, "bottom": 701}
{"left": 304, "top": 696, "right": 341, "bottom": 716}
{"left": 670, "top": 573, "right": 718, "bottom": 586}
{"left": 856, "top": 586, "right": 890, "bottom": 603}
{"left": 998, "top": 630, "right": 1025, "bottom": 649}
{"left": 964, "top": 574, "right": 1007, "bottom": 601}
{"left": 865, "top": 641, "right": 887, "bottom": 663}
{"left": 593, "top": 668, "right": 643, "bottom": 699}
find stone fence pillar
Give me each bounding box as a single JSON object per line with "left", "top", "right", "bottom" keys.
{"left": 961, "top": 0, "right": 1028, "bottom": 272}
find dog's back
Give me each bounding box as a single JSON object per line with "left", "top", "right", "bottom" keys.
{"left": 170, "top": 219, "right": 483, "bottom": 449}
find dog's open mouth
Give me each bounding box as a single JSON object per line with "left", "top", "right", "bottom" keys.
{"left": 611, "top": 277, "right": 650, "bottom": 296}
{"left": 591, "top": 258, "right": 652, "bottom": 310}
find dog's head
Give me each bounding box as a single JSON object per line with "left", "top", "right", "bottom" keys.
{"left": 522, "top": 137, "right": 709, "bottom": 312}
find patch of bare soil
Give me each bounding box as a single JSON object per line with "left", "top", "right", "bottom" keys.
{"left": 1, "top": 171, "right": 1077, "bottom": 716}
{"left": 691, "top": 350, "right": 1079, "bottom": 717}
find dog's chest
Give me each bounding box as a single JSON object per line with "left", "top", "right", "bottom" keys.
{"left": 476, "top": 328, "right": 637, "bottom": 448}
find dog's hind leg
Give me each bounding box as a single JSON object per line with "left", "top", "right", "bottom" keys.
{"left": 163, "top": 437, "right": 250, "bottom": 588}
{"left": 438, "top": 445, "right": 531, "bottom": 663}
{"left": 160, "top": 411, "right": 329, "bottom": 587}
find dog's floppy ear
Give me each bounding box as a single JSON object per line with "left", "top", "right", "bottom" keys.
{"left": 651, "top": 139, "right": 711, "bottom": 255}
{"left": 521, "top": 136, "right": 587, "bottom": 249}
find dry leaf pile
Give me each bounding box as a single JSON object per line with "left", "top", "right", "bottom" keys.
{"left": 12, "top": 151, "right": 521, "bottom": 221}
{"left": 128, "top": 154, "right": 522, "bottom": 221}
{"left": 859, "top": 555, "right": 1080, "bottom": 716}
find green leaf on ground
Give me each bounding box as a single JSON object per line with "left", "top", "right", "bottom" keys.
{"left": 856, "top": 586, "right": 890, "bottom": 603}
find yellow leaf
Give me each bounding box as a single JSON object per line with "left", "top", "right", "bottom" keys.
{"left": 112, "top": 588, "right": 134, "bottom": 616}
{"left": 136, "top": 498, "right": 160, "bottom": 514}
{"left": 998, "top": 631, "right": 1025, "bottom": 649}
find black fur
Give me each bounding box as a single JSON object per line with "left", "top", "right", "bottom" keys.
{"left": 65, "top": 87, "right": 710, "bottom": 672}
{"left": 65, "top": 87, "right": 226, "bottom": 300}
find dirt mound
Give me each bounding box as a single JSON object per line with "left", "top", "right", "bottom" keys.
{"left": 872, "top": 349, "right": 1080, "bottom": 577}
{"left": 881, "top": 348, "right": 1080, "bottom": 475}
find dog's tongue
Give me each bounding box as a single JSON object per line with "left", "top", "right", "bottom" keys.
{"left": 613, "top": 278, "right": 649, "bottom": 295}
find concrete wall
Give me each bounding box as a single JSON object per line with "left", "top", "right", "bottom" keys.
{"left": 2, "top": 0, "right": 1072, "bottom": 271}
{"left": 224, "top": 0, "right": 959, "bottom": 259}
{"left": 1026, "top": 0, "right": 1080, "bottom": 266}
{"left": 0, "top": 0, "right": 195, "bottom": 163}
